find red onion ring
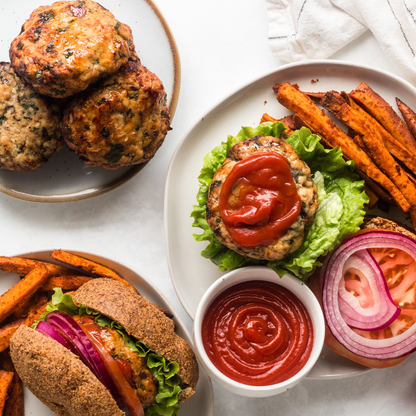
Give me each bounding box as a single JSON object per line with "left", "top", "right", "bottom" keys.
{"left": 45, "top": 311, "right": 122, "bottom": 403}
{"left": 36, "top": 320, "right": 78, "bottom": 355}
{"left": 322, "top": 230, "right": 416, "bottom": 359}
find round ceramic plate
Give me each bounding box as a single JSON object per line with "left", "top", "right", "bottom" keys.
{"left": 164, "top": 60, "right": 416, "bottom": 379}
{"left": 0, "top": 249, "right": 213, "bottom": 415}
{"left": 0, "top": 0, "right": 180, "bottom": 202}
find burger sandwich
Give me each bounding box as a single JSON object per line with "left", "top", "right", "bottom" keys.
{"left": 9, "top": 278, "right": 199, "bottom": 416}
{"left": 192, "top": 121, "right": 369, "bottom": 280}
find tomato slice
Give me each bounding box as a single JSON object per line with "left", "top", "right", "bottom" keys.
{"left": 114, "top": 357, "right": 133, "bottom": 386}
{"left": 309, "top": 267, "right": 409, "bottom": 368}
{"left": 348, "top": 247, "right": 416, "bottom": 341}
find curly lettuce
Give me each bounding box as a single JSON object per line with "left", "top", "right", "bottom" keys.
{"left": 37, "top": 289, "right": 182, "bottom": 416}
{"left": 191, "top": 122, "right": 369, "bottom": 280}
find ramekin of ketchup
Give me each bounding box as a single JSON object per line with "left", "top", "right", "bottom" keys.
{"left": 193, "top": 266, "right": 325, "bottom": 397}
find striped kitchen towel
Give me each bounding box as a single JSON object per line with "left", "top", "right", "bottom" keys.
{"left": 266, "top": 0, "right": 416, "bottom": 85}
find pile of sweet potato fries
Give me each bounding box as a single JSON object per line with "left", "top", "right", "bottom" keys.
{"left": 0, "top": 249, "right": 137, "bottom": 415}
{"left": 263, "top": 81, "right": 416, "bottom": 229}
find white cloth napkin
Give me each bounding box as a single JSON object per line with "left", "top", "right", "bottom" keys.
{"left": 266, "top": 0, "right": 416, "bottom": 85}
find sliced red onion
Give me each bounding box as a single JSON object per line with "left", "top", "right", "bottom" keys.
{"left": 322, "top": 230, "right": 416, "bottom": 359}
{"left": 36, "top": 321, "right": 78, "bottom": 355}
{"left": 337, "top": 249, "right": 400, "bottom": 330}
{"left": 45, "top": 311, "right": 122, "bottom": 403}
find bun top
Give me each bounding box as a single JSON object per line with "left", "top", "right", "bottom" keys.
{"left": 362, "top": 216, "right": 416, "bottom": 240}
{"left": 10, "top": 325, "right": 124, "bottom": 416}
{"left": 73, "top": 278, "right": 199, "bottom": 389}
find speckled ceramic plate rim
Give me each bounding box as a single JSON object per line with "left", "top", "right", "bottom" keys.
{"left": 0, "top": 0, "right": 180, "bottom": 203}
{"left": 0, "top": 248, "right": 213, "bottom": 416}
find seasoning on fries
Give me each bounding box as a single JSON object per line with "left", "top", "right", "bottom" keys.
{"left": 0, "top": 264, "right": 49, "bottom": 325}
{"left": 0, "top": 350, "right": 23, "bottom": 416}
{"left": 51, "top": 249, "right": 139, "bottom": 293}
{"left": 396, "top": 97, "right": 416, "bottom": 140}
{"left": 340, "top": 92, "right": 416, "bottom": 175}
{"left": 0, "top": 321, "right": 25, "bottom": 354}
{"left": 350, "top": 82, "right": 416, "bottom": 152}
{"left": 0, "top": 256, "right": 74, "bottom": 277}
{"left": 273, "top": 82, "right": 411, "bottom": 213}
{"left": 40, "top": 275, "right": 93, "bottom": 292}
{"left": 10, "top": 291, "right": 47, "bottom": 321}
{"left": 319, "top": 91, "right": 416, "bottom": 229}
{"left": 0, "top": 370, "right": 14, "bottom": 415}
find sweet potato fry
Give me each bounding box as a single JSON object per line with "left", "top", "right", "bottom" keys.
{"left": 320, "top": 92, "right": 416, "bottom": 223}
{"left": 350, "top": 82, "right": 416, "bottom": 152}
{"left": 0, "top": 256, "right": 74, "bottom": 277}
{"left": 0, "top": 370, "right": 14, "bottom": 415}
{"left": 355, "top": 169, "right": 395, "bottom": 206}
{"left": 363, "top": 186, "right": 379, "bottom": 209}
{"left": 0, "top": 320, "right": 24, "bottom": 353}
{"left": 51, "top": 250, "right": 138, "bottom": 294}
{"left": 0, "top": 263, "right": 49, "bottom": 325}
{"left": 278, "top": 115, "right": 297, "bottom": 131}
{"left": 353, "top": 134, "right": 369, "bottom": 153}
{"left": 396, "top": 97, "right": 416, "bottom": 140}
{"left": 304, "top": 90, "right": 341, "bottom": 100}
{"left": 10, "top": 291, "right": 47, "bottom": 321}
{"left": 40, "top": 275, "right": 93, "bottom": 292}
{"left": 260, "top": 113, "right": 278, "bottom": 123}
{"left": 24, "top": 298, "right": 49, "bottom": 327}
{"left": 0, "top": 351, "right": 24, "bottom": 416}
{"left": 304, "top": 91, "right": 326, "bottom": 99}
{"left": 338, "top": 92, "right": 416, "bottom": 175}
{"left": 273, "top": 82, "right": 410, "bottom": 212}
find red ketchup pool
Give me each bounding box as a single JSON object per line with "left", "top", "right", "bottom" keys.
{"left": 218, "top": 152, "right": 301, "bottom": 248}
{"left": 201, "top": 280, "right": 314, "bottom": 386}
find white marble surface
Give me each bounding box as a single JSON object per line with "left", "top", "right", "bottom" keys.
{"left": 1, "top": 0, "right": 416, "bottom": 415}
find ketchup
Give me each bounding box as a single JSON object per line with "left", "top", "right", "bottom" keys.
{"left": 201, "top": 281, "right": 313, "bottom": 386}
{"left": 218, "top": 152, "right": 301, "bottom": 248}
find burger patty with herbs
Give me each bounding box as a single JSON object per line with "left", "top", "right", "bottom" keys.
{"left": 9, "top": 0, "right": 134, "bottom": 98}
{"left": 206, "top": 135, "right": 319, "bottom": 261}
{"left": 61, "top": 60, "right": 170, "bottom": 169}
{"left": 0, "top": 62, "right": 62, "bottom": 171}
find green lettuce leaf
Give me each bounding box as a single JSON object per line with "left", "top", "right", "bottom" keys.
{"left": 191, "top": 122, "right": 369, "bottom": 280}
{"left": 37, "top": 289, "right": 182, "bottom": 416}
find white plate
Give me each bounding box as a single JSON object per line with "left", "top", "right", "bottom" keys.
{"left": 0, "top": 0, "right": 180, "bottom": 202}
{"left": 0, "top": 249, "right": 213, "bottom": 416}
{"left": 164, "top": 60, "right": 416, "bottom": 379}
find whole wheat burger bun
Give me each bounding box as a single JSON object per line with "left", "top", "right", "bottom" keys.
{"left": 10, "top": 325, "right": 124, "bottom": 416}
{"left": 72, "top": 278, "right": 199, "bottom": 393}
{"left": 10, "top": 278, "right": 199, "bottom": 415}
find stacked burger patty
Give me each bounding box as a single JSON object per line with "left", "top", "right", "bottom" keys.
{"left": 0, "top": 0, "right": 170, "bottom": 171}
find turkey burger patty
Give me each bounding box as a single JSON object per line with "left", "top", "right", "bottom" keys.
{"left": 62, "top": 60, "right": 170, "bottom": 169}
{"left": 206, "top": 135, "right": 319, "bottom": 261}
{"left": 9, "top": 0, "right": 134, "bottom": 98}
{"left": 0, "top": 62, "right": 62, "bottom": 171}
